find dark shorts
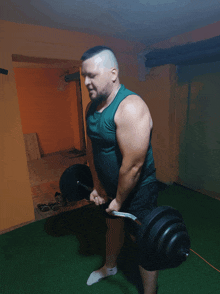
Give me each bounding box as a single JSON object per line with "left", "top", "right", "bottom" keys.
{"left": 121, "top": 181, "right": 159, "bottom": 240}
{"left": 105, "top": 181, "right": 159, "bottom": 235}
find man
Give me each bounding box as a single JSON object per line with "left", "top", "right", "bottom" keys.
{"left": 81, "top": 46, "right": 159, "bottom": 294}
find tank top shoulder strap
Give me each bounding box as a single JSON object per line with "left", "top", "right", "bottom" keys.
{"left": 107, "top": 84, "right": 136, "bottom": 118}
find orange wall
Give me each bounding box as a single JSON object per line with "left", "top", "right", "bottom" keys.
{"left": 14, "top": 68, "right": 81, "bottom": 155}
{"left": 0, "top": 51, "right": 35, "bottom": 232}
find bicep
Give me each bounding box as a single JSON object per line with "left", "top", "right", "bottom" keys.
{"left": 116, "top": 98, "right": 152, "bottom": 169}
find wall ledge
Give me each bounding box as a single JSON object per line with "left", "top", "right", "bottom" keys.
{"left": 0, "top": 219, "right": 35, "bottom": 235}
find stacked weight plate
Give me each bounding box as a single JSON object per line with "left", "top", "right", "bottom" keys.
{"left": 137, "top": 206, "right": 191, "bottom": 271}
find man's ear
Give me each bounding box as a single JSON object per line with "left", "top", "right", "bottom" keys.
{"left": 111, "top": 67, "right": 118, "bottom": 82}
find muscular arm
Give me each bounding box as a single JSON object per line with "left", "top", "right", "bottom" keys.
{"left": 114, "top": 95, "right": 153, "bottom": 205}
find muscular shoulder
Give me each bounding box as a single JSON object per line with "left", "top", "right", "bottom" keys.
{"left": 115, "top": 95, "right": 153, "bottom": 128}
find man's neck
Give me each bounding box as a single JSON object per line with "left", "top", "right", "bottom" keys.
{"left": 96, "top": 83, "right": 121, "bottom": 112}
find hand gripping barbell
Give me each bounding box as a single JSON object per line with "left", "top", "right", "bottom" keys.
{"left": 59, "top": 164, "right": 191, "bottom": 271}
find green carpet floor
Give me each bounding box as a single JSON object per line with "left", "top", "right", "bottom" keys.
{"left": 0, "top": 183, "right": 220, "bottom": 294}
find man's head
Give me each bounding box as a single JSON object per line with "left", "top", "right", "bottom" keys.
{"left": 81, "top": 46, "right": 119, "bottom": 102}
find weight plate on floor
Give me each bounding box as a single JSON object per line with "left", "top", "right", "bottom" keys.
{"left": 59, "top": 164, "right": 93, "bottom": 202}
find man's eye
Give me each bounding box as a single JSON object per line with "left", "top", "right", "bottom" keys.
{"left": 89, "top": 74, "right": 95, "bottom": 78}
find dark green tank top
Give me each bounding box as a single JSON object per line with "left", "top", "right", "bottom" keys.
{"left": 86, "top": 84, "right": 156, "bottom": 199}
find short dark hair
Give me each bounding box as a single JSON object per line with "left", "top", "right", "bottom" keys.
{"left": 81, "top": 45, "right": 115, "bottom": 61}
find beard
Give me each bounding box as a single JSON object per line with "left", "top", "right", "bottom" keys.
{"left": 94, "top": 94, "right": 108, "bottom": 104}
{"left": 89, "top": 89, "right": 108, "bottom": 104}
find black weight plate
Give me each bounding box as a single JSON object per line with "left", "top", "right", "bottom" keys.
{"left": 138, "top": 206, "right": 170, "bottom": 240}
{"left": 165, "top": 231, "right": 191, "bottom": 259}
{"left": 157, "top": 222, "right": 187, "bottom": 254}
{"left": 147, "top": 215, "right": 183, "bottom": 250}
{"left": 59, "top": 164, "right": 93, "bottom": 202}
{"left": 139, "top": 206, "right": 183, "bottom": 241}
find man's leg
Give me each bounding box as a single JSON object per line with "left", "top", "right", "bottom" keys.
{"left": 105, "top": 217, "right": 125, "bottom": 268}
{"left": 87, "top": 217, "right": 125, "bottom": 285}
{"left": 139, "top": 266, "right": 159, "bottom": 294}
{"left": 130, "top": 234, "right": 159, "bottom": 294}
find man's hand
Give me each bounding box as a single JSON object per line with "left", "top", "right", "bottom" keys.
{"left": 106, "top": 198, "right": 122, "bottom": 215}
{"left": 90, "top": 189, "right": 107, "bottom": 206}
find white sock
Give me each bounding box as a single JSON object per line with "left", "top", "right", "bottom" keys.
{"left": 86, "top": 265, "right": 118, "bottom": 286}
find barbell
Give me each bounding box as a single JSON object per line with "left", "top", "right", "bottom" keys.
{"left": 59, "top": 164, "right": 191, "bottom": 271}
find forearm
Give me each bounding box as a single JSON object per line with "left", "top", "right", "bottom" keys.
{"left": 116, "top": 164, "right": 142, "bottom": 205}
{"left": 86, "top": 138, "right": 106, "bottom": 194}
{"left": 87, "top": 156, "right": 103, "bottom": 190}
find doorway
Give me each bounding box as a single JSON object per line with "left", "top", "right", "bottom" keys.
{"left": 12, "top": 55, "right": 88, "bottom": 220}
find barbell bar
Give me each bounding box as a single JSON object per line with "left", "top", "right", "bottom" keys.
{"left": 77, "top": 180, "right": 142, "bottom": 225}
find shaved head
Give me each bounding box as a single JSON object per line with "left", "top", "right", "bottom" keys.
{"left": 94, "top": 50, "right": 119, "bottom": 71}
{"left": 81, "top": 46, "right": 119, "bottom": 71}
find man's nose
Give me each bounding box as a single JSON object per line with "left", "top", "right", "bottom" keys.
{"left": 84, "top": 76, "right": 91, "bottom": 86}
